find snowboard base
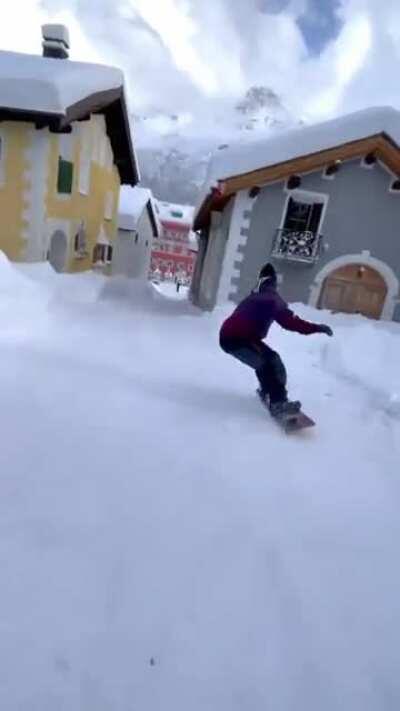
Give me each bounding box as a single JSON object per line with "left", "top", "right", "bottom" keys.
{"left": 256, "top": 390, "right": 315, "bottom": 434}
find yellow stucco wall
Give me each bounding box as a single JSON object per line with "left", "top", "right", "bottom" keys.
{"left": 0, "top": 122, "right": 32, "bottom": 260}
{"left": 0, "top": 115, "right": 121, "bottom": 271}
{"left": 46, "top": 116, "right": 121, "bottom": 273}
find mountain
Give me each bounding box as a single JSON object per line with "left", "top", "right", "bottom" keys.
{"left": 134, "top": 86, "right": 301, "bottom": 206}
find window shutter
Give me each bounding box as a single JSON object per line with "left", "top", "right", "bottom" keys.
{"left": 57, "top": 158, "right": 74, "bottom": 194}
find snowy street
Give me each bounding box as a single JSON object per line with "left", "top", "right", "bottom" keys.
{"left": 1, "top": 256, "right": 400, "bottom": 710}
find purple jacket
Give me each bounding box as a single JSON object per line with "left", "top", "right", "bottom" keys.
{"left": 220, "top": 286, "right": 323, "bottom": 341}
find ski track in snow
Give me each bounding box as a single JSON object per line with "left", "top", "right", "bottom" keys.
{"left": 0, "top": 259, "right": 400, "bottom": 711}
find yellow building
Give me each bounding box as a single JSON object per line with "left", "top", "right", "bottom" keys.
{"left": 0, "top": 24, "right": 139, "bottom": 272}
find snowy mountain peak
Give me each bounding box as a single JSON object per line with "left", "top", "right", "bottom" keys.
{"left": 136, "top": 86, "right": 300, "bottom": 204}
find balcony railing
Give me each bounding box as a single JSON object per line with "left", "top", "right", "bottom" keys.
{"left": 271, "top": 228, "right": 322, "bottom": 264}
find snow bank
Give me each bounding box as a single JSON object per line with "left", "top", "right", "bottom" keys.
{"left": 0, "top": 252, "right": 45, "bottom": 299}
{"left": 275, "top": 303, "right": 400, "bottom": 420}
{"left": 322, "top": 320, "right": 400, "bottom": 418}
{"left": 0, "top": 49, "right": 123, "bottom": 115}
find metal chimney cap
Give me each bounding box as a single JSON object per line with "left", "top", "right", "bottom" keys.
{"left": 41, "top": 24, "right": 70, "bottom": 49}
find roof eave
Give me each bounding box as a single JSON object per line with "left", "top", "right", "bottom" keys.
{"left": 146, "top": 199, "right": 161, "bottom": 238}
{"left": 195, "top": 131, "right": 400, "bottom": 231}
{"left": 0, "top": 87, "right": 139, "bottom": 186}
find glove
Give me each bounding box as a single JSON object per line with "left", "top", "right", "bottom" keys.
{"left": 318, "top": 324, "right": 333, "bottom": 337}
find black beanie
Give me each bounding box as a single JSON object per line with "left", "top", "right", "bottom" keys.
{"left": 258, "top": 262, "right": 277, "bottom": 286}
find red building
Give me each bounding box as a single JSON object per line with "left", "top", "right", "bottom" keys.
{"left": 150, "top": 201, "right": 197, "bottom": 284}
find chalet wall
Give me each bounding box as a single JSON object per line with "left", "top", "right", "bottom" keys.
{"left": 233, "top": 158, "right": 400, "bottom": 319}
{"left": 0, "top": 122, "right": 31, "bottom": 260}
{"left": 113, "top": 207, "right": 154, "bottom": 279}
{"left": 46, "top": 115, "right": 120, "bottom": 272}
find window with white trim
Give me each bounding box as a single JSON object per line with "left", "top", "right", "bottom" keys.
{"left": 272, "top": 192, "right": 326, "bottom": 263}
{"left": 93, "top": 244, "right": 113, "bottom": 264}
{"left": 361, "top": 153, "right": 377, "bottom": 169}
{"left": 74, "top": 222, "right": 87, "bottom": 256}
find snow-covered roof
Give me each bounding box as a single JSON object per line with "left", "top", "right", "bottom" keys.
{"left": 118, "top": 186, "right": 160, "bottom": 235}
{"left": 156, "top": 200, "right": 195, "bottom": 227}
{"left": 0, "top": 49, "right": 124, "bottom": 115}
{"left": 199, "top": 106, "right": 400, "bottom": 205}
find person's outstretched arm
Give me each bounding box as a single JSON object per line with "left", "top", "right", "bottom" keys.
{"left": 276, "top": 307, "right": 333, "bottom": 336}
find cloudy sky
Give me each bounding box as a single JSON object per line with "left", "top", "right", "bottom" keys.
{"left": 1, "top": 0, "right": 400, "bottom": 133}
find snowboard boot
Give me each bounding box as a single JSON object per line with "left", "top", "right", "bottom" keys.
{"left": 269, "top": 399, "right": 301, "bottom": 418}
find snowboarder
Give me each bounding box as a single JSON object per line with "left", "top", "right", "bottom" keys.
{"left": 219, "top": 263, "right": 333, "bottom": 417}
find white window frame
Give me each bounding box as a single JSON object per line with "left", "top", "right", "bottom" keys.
{"left": 361, "top": 154, "right": 377, "bottom": 170}
{"left": 322, "top": 166, "right": 337, "bottom": 181}
{"left": 73, "top": 221, "right": 87, "bottom": 257}
{"left": 279, "top": 188, "right": 329, "bottom": 234}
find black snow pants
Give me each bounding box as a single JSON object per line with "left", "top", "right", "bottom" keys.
{"left": 220, "top": 337, "right": 288, "bottom": 404}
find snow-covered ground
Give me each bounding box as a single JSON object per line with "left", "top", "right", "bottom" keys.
{"left": 1, "top": 255, "right": 400, "bottom": 711}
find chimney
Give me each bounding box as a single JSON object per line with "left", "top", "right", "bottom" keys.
{"left": 42, "top": 24, "right": 70, "bottom": 59}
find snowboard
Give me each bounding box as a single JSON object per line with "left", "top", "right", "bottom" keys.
{"left": 256, "top": 390, "right": 315, "bottom": 434}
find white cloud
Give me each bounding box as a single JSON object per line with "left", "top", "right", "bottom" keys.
{"left": 1, "top": 0, "right": 400, "bottom": 138}
{"left": 301, "top": 12, "right": 373, "bottom": 120}
{"left": 126, "top": 0, "right": 219, "bottom": 95}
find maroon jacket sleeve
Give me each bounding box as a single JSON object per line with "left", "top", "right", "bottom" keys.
{"left": 275, "top": 307, "right": 323, "bottom": 335}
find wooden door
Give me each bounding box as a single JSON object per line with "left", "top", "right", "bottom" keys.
{"left": 318, "top": 264, "right": 387, "bottom": 319}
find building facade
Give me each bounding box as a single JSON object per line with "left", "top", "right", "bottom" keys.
{"left": 0, "top": 25, "right": 138, "bottom": 274}
{"left": 192, "top": 107, "right": 400, "bottom": 321}
{"left": 150, "top": 201, "right": 197, "bottom": 284}
{"left": 113, "top": 186, "right": 160, "bottom": 280}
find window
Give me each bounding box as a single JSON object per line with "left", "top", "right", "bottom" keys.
{"left": 93, "top": 244, "right": 113, "bottom": 264}
{"left": 283, "top": 197, "right": 323, "bottom": 233}
{"left": 57, "top": 158, "right": 73, "bottom": 194}
{"left": 286, "top": 175, "right": 301, "bottom": 191}
{"left": 323, "top": 162, "right": 340, "bottom": 179}
{"left": 171, "top": 210, "right": 183, "bottom": 218}
{"left": 272, "top": 193, "right": 325, "bottom": 263}
{"left": 93, "top": 244, "right": 103, "bottom": 263}
{"left": 362, "top": 153, "right": 377, "bottom": 169}
{"left": 134, "top": 233, "right": 139, "bottom": 244}
{"left": 73, "top": 225, "right": 86, "bottom": 256}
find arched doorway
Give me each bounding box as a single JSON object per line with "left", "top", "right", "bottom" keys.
{"left": 318, "top": 263, "right": 387, "bottom": 319}
{"left": 48, "top": 230, "right": 68, "bottom": 273}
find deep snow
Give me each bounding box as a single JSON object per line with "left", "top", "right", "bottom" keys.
{"left": 196, "top": 106, "right": 400, "bottom": 214}
{"left": 0, "top": 49, "right": 124, "bottom": 115}
{"left": 1, "top": 256, "right": 400, "bottom": 711}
